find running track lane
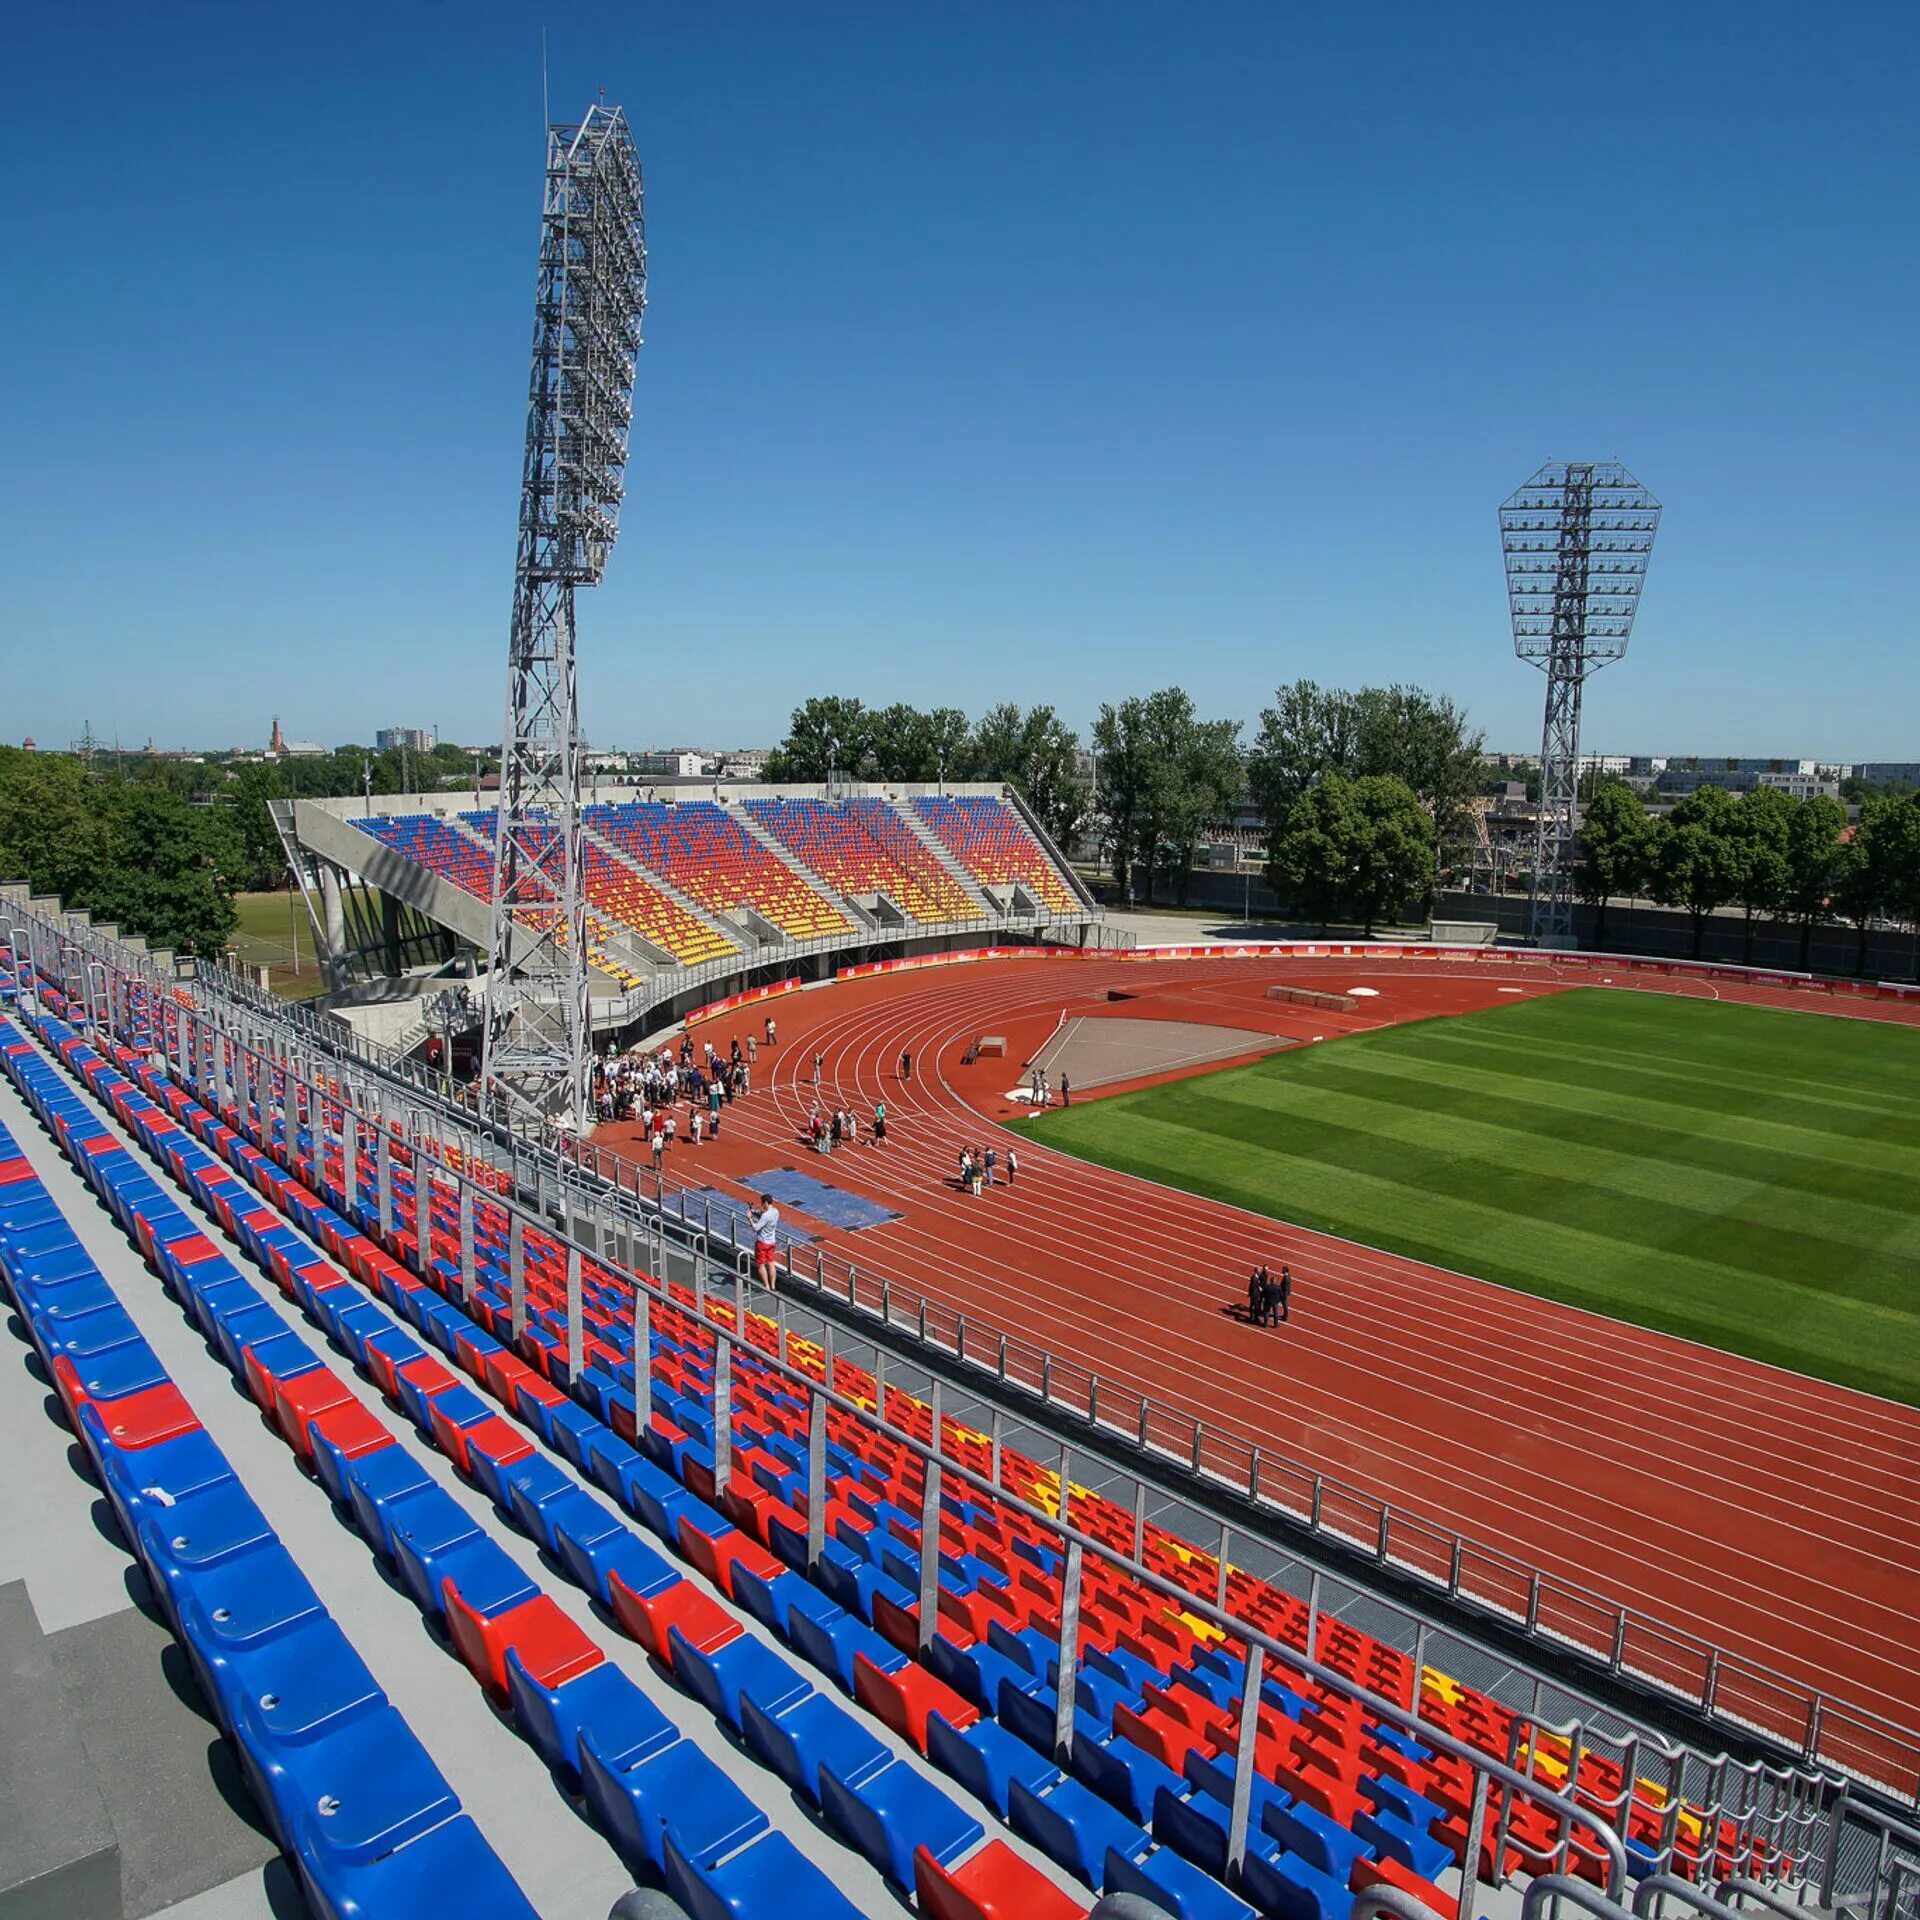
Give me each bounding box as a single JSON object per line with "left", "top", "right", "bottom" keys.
{"left": 619, "top": 953, "right": 1920, "bottom": 1775}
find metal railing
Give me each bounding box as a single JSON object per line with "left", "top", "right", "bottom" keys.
{"left": 8, "top": 925, "right": 1897, "bottom": 1912}
{"left": 5, "top": 890, "right": 1916, "bottom": 1823}
{"left": 20, "top": 988, "right": 1669, "bottom": 1915}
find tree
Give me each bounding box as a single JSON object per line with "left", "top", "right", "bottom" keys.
{"left": 763, "top": 697, "right": 873, "bottom": 783}
{"left": 1346, "top": 775, "right": 1437, "bottom": 935}
{"left": 228, "top": 763, "right": 293, "bottom": 891}
{"left": 1647, "top": 787, "right": 1744, "bottom": 958}
{"left": 1249, "top": 678, "right": 1481, "bottom": 886}
{"left": 1268, "top": 772, "right": 1432, "bottom": 934}
{"left": 1572, "top": 781, "right": 1650, "bottom": 948}
{"left": 1781, "top": 794, "right": 1847, "bottom": 968}
{"left": 1729, "top": 784, "right": 1794, "bottom": 963}
{"left": 1268, "top": 774, "right": 1357, "bottom": 933}
{"left": 1350, "top": 684, "right": 1485, "bottom": 861}
{"left": 1247, "top": 680, "right": 1359, "bottom": 842}
{"left": 86, "top": 787, "right": 246, "bottom": 957}
{"left": 1833, "top": 793, "right": 1920, "bottom": 975}
{"left": 1091, "top": 697, "right": 1148, "bottom": 896}
{"left": 0, "top": 749, "right": 110, "bottom": 901}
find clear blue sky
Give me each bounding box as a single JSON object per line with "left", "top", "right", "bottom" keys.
{"left": 3, "top": 2, "right": 1916, "bottom": 760}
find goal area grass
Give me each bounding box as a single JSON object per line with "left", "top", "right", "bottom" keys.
{"left": 1014, "top": 988, "right": 1920, "bottom": 1405}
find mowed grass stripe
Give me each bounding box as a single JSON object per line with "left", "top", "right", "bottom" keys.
{"left": 1211, "top": 1052, "right": 1920, "bottom": 1225}
{"left": 1016, "top": 988, "right": 1920, "bottom": 1405}
{"left": 1406, "top": 1025, "right": 1920, "bottom": 1138}
{"left": 1065, "top": 1103, "right": 1920, "bottom": 1394}
{"left": 1190, "top": 1067, "right": 1920, "bottom": 1275}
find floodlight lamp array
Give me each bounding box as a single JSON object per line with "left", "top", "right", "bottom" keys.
{"left": 1499, "top": 460, "right": 1660, "bottom": 671}
{"left": 526, "top": 105, "right": 648, "bottom": 589}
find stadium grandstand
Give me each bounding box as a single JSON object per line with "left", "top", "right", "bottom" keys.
{"left": 276, "top": 781, "right": 1107, "bottom": 1052}
{"left": 4, "top": 893, "right": 1918, "bottom": 1920}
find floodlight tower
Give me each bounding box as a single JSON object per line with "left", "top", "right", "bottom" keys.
{"left": 1499, "top": 461, "right": 1660, "bottom": 946}
{"left": 481, "top": 104, "right": 647, "bottom": 1134}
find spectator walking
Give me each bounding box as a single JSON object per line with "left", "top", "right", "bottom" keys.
{"left": 690, "top": 1107, "right": 703, "bottom": 1147}
{"left": 751, "top": 1196, "right": 781, "bottom": 1290}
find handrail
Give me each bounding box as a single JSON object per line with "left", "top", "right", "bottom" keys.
{"left": 1523, "top": 1875, "right": 1641, "bottom": 1920}
{"left": 5, "top": 893, "right": 1916, "bottom": 1820}
{"left": 1635, "top": 1872, "right": 1751, "bottom": 1920}
{"left": 1717, "top": 1879, "right": 1817, "bottom": 1919}
{"left": 0, "top": 924, "right": 1891, "bottom": 1908}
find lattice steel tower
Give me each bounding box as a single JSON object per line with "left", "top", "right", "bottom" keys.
{"left": 481, "top": 105, "right": 647, "bottom": 1132}
{"left": 1499, "top": 461, "right": 1660, "bottom": 947}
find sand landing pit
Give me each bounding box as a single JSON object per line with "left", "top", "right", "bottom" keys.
{"left": 1266, "top": 984, "right": 1360, "bottom": 1012}
{"left": 1028, "top": 1014, "right": 1294, "bottom": 1093}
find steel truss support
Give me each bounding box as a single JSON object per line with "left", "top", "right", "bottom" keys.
{"left": 481, "top": 104, "right": 647, "bottom": 1134}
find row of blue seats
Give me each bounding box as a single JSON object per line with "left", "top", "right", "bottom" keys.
{"left": 150, "top": 1028, "right": 1309, "bottom": 1920}
{"left": 31, "top": 1010, "right": 1001, "bottom": 1919}
{"left": 99, "top": 1020, "right": 1178, "bottom": 1918}
{"left": 100, "top": 999, "right": 1463, "bottom": 1920}
{"left": 0, "top": 1020, "right": 539, "bottom": 1920}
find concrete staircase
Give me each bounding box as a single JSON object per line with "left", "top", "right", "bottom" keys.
{"left": 578, "top": 819, "right": 748, "bottom": 961}
{"left": 728, "top": 802, "right": 879, "bottom": 934}
{"left": 891, "top": 796, "right": 1001, "bottom": 919}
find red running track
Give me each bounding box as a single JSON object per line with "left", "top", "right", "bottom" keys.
{"left": 607, "top": 952, "right": 1920, "bottom": 1781}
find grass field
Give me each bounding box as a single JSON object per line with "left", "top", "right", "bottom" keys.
{"left": 228, "top": 890, "right": 328, "bottom": 1001}
{"left": 1015, "top": 988, "right": 1920, "bottom": 1404}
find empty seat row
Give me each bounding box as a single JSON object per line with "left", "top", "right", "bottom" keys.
{"left": 911, "top": 794, "right": 1082, "bottom": 914}
{"left": 0, "top": 1029, "right": 538, "bottom": 1920}
{"left": 587, "top": 800, "right": 855, "bottom": 942}
{"left": 745, "top": 797, "right": 986, "bottom": 925}
{"left": 23, "top": 1007, "right": 1088, "bottom": 1920}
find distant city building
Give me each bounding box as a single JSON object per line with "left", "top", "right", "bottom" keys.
{"left": 266, "top": 715, "right": 324, "bottom": 759}
{"left": 716, "top": 748, "right": 771, "bottom": 780}
{"left": 376, "top": 726, "right": 437, "bottom": 753}
{"left": 634, "top": 749, "right": 706, "bottom": 778}
{"left": 1852, "top": 762, "right": 1920, "bottom": 787}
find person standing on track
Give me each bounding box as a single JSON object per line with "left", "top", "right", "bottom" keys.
{"left": 1276, "top": 1264, "right": 1292, "bottom": 1323}
{"left": 983, "top": 1144, "right": 998, "bottom": 1187}
{"left": 751, "top": 1195, "right": 780, "bottom": 1290}
{"left": 1248, "top": 1264, "right": 1266, "bottom": 1326}
{"left": 1004, "top": 1146, "right": 1017, "bottom": 1186}
{"left": 811, "top": 1050, "right": 823, "bottom": 1088}
{"left": 872, "top": 1099, "right": 887, "bottom": 1146}
{"left": 1059, "top": 1073, "right": 1071, "bottom": 1107}
{"left": 765, "top": 1015, "right": 777, "bottom": 1048}
{"left": 900, "top": 1048, "right": 912, "bottom": 1083}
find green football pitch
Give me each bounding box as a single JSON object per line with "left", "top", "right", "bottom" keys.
{"left": 1014, "top": 988, "right": 1920, "bottom": 1405}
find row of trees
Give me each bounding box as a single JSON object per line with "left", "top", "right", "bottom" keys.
{"left": 1577, "top": 782, "right": 1920, "bottom": 966}
{"left": 0, "top": 749, "right": 248, "bottom": 957}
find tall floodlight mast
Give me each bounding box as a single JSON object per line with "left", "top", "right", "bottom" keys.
{"left": 481, "top": 105, "right": 647, "bottom": 1133}
{"left": 1499, "top": 461, "right": 1660, "bottom": 946}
